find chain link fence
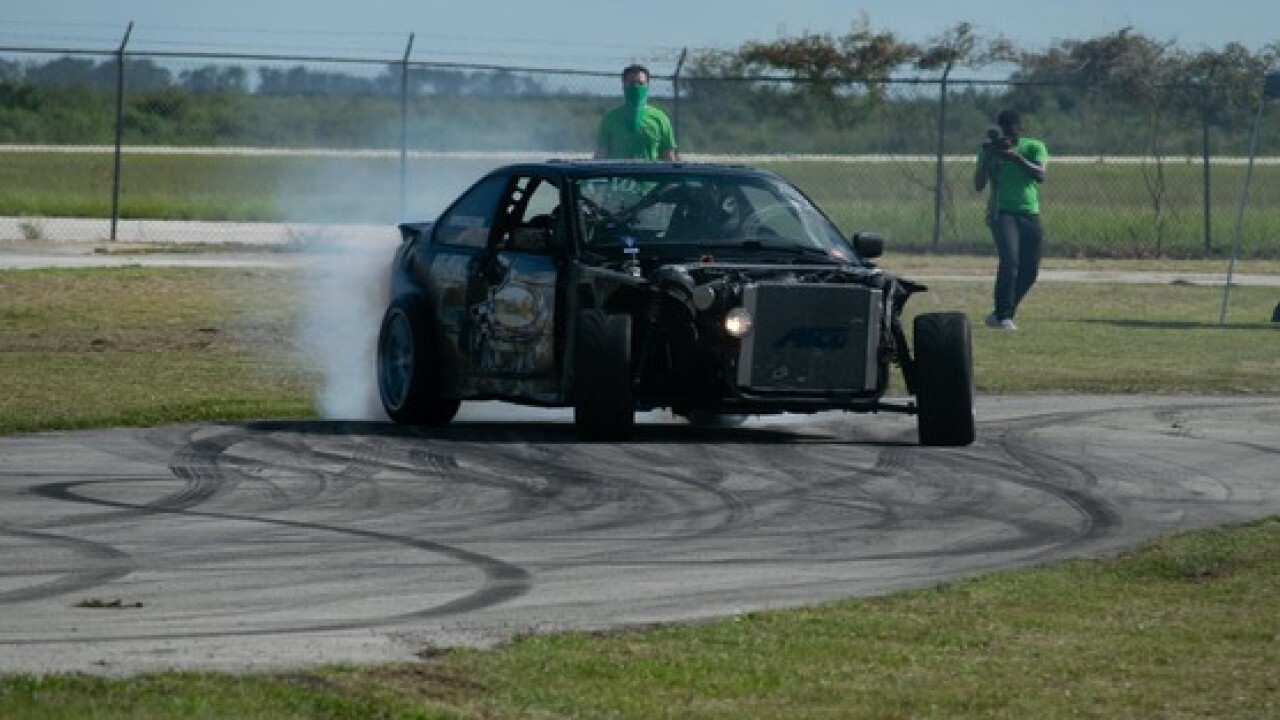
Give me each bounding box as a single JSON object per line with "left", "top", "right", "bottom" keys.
{"left": 1, "top": 45, "right": 1276, "bottom": 258}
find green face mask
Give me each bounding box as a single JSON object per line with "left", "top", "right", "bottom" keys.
{"left": 624, "top": 83, "right": 649, "bottom": 107}
{"left": 624, "top": 84, "right": 648, "bottom": 131}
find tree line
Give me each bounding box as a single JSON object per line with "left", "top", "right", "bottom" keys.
{"left": 1, "top": 18, "right": 1277, "bottom": 154}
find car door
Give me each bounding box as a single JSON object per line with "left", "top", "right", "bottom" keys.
{"left": 422, "top": 173, "right": 509, "bottom": 388}
{"left": 462, "top": 173, "right": 565, "bottom": 401}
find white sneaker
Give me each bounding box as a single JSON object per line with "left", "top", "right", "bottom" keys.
{"left": 985, "top": 313, "right": 1017, "bottom": 331}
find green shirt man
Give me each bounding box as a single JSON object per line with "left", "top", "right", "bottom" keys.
{"left": 973, "top": 109, "right": 1048, "bottom": 331}
{"left": 977, "top": 136, "right": 1048, "bottom": 218}
{"left": 594, "top": 64, "right": 678, "bottom": 161}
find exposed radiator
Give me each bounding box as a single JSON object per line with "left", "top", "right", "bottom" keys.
{"left": 737, "top": 283, "right": 882, "bottom": 392}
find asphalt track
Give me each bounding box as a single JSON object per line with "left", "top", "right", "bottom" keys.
{"left": 2, "top": 396, "right": 1279, "bottom": 676}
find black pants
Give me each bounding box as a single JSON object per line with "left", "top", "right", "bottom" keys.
{"left": 991, "top": 211, "right": 1043, "bottom": 321}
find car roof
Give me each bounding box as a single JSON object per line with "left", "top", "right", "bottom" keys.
{"left": 489, "top": 160, "right": 785, "bottom": 181}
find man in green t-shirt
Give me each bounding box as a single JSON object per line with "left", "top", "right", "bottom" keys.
{"left": 594, "top": 64, "right": 678, "bottom": 161}
{"left": 973, "top": 109, "right": 1048, "bottom": 331}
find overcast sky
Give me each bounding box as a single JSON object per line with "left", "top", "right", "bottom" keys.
{"left": 4, "top": 0, "right": 1275, "bottom": 72}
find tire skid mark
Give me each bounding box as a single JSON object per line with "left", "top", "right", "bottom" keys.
{"left": 412, "top": 445, "right": 563, "bottom": 502}
{"left": 994, "top": 420, "right": 1121, "bottom": 550}
{"left": 756, "top": 453, "right": 1080, "bottom": 557}
{"left": 409, "top": 449, "right": 460, "bottom": 473}
{"left": 19, "top": 428, "right": 245, "bottom": 531}
{"left": 740, "top": 436, "right": 1091, "bottom": 558}
{"left": 5, "top": 476, "right": 532, "bottom": 638}
{"left": 401, "top": 444, "right": 596, "bottom": 530}
{"left": 0, "top": 528, "right": 137, "bottom": 604}
{"left": 741, "top": 443, "right": 905, "bottom": 534}
{"left": 989, "top": 401, "right": 1279, "bottom": 544}
{"left": 8, "top": 401, "right": 1278, "bottom": 657}
{"left": 603, "top": 443, "right": 756, "bottom": 537}
{"left": 201, "top": 432, "right": 371, "bottom": 510}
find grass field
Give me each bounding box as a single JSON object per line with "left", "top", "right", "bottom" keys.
{"left": 4, "top": 149, "right": 1280, "bottom": 258}
{"left": 1, "top": 263, "right": 1277, "bottom": 433}
{"left": 1, "top": 263, "right": 1278, "bottom": 717}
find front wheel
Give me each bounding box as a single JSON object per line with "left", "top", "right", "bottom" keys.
{"left": 377, "top": 294, "right": 460, "bottom": 426}
{"left": 912, "top": 312, "right": 976, "bottom": 447}
{"left": 573, "top": 310, "right": 635, "bottom": 441}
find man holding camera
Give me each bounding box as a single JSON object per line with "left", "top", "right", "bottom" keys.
{"left": 974, "top": 109, "right": 1048, "bottom": 331}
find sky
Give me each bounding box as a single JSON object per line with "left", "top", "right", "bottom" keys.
{"left": 3, "top": 0, "right": 1276, "bottom": 73}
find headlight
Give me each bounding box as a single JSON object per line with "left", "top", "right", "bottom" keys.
{"left": 724, "top": 307, "right": 753, "bottom": 338}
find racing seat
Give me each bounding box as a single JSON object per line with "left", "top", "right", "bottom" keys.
{"left": 509, "top": 211, "right": 559, "bottom": 252}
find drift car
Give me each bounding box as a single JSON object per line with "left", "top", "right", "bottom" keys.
{"left": 377, "top": 161, "right": 975, "bottom": 445}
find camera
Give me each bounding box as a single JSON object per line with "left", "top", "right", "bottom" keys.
{"left": 984, "top": 128, "right": 1011, "bottom": 151}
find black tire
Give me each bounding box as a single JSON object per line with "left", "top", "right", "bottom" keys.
{"left": 377, "top": 294, "right": 460, "bottom": 426}
{"left": 573, "top": 310, "right": 635, "bottom": 441}
{"left": 913, "top": 312, "right": 976, "bottom": 447}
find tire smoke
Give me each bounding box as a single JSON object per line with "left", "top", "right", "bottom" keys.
{"left": 297, "top": 231, "right": 399, "bottom": 420}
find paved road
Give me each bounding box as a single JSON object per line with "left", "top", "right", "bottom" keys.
{"left": 2, "top": 396, "right": 1278, "bottom": 675}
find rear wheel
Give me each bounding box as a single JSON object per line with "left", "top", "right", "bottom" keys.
{"left": 573, "top": 310, "right": 635, "bottom": 441}
{"left": 913, "top": 312, "right": 976, "bottom": 447}
{"left": 377, "top": 295, "right": 460, "bottom": 426}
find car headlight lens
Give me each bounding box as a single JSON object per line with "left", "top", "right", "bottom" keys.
{"left": 724, "top": 307, "right": 753, "bottom": 338}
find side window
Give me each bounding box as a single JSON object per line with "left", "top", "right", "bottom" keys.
{"left": 523, "top": 179, "right": 561, "bottom": 219}
{"left": 499, "top": 177, "right": 563, "bottom": 253}
{"left": 436, "top": 175, "right": 507, "bottom": 249}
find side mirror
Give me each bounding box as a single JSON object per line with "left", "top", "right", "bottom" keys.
{"left": 851, "top": 231, "right": 884, "bottom": 259}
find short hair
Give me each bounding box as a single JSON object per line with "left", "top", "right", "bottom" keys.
{"left": 622, "top": 64, "right": 650, "bottom": 82}
{"left": 997, "top": 110, "right": 1021, "bottom": 128}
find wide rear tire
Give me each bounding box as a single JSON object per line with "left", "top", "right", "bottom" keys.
{"left": 377, "top": 294, "right": 460, "bottom": 426}
{"left": 573, "top": 310, "right": 635, "bottom": 441}
{"left": 913, "top": 312, "right": 976, "bottom": 447}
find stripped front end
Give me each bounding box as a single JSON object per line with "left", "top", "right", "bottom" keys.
{"left": 625, "top": 262, "right": 920, "bottom": 417}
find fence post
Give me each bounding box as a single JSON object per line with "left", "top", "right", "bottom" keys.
{"left": 932, "top": 67, "right": 951, "bottom": 250}
{"left": 399, "top": 33, "right": 415, "bottom": 222}
{"left": 1218, "top": 72, "right": 1277, "bottom": 325}
{"left": 1202, "top": 80, "right": 1213, "bottom": 256}
{"left": 109, "top": 21, "right": 133, "bottom": 241}
{"left": 673, "top": 48, "right": 687, "bottom": 149}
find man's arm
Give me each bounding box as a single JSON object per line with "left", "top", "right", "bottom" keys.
{"left": 1001, "top": 142, "right": 1047, "bottom": 183}
{"left": 657, "top": 111, "right": 678, "bottom": 161}
{"left": 1002, "top": 148, "right": 1046, "bottom": 183}
{"left": 973, "top": 147, "right": 992, "bottom": 191}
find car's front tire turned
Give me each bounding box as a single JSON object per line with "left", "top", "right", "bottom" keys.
{"left": 377, "top": 294, "right": 460, "bottom": 426}
{"left": 913, "top": 312, "right": 976, "bottom": 447}
{"left": 573, "top": 310, "right": 635, "bottom": 441}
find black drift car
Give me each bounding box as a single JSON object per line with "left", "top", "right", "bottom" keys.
{"left": 377, "top": 161, "right": 975, "bottom": 445}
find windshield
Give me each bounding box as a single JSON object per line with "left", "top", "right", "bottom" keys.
{"left": 572, "top": 172, "right": 854, "bottom": 262}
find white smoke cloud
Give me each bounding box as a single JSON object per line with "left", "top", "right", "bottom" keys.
{"left": 295, "top": 229, "right": 398, "bottom": 420}
{"left": 288, "top": 158, "right": 505, "bottom": 421}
